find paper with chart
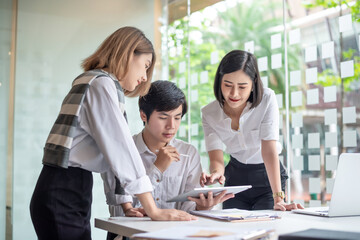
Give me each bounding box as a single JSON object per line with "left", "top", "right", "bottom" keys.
{"left": 190, "top": 208, "right": 281, "bottom": 222}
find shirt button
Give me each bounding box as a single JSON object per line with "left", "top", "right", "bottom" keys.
{"left": 156, "top": 179, "right": 160, "bottom": 182}
{"left": 156, "top": 198, "right": 159, "bottom": 201}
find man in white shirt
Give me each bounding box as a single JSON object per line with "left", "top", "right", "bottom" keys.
{"left": 104, "top": 81, "right": 233, "bottom": 239}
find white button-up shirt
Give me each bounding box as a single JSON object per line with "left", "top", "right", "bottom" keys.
{"left": 201, "top": 87, "right": 280, "bottom": 164}
{"left": 106, "top": 132, "right": 202, "bottom": 216}
{"left": 68, "top": 76, "right": 152, "bottom": 197}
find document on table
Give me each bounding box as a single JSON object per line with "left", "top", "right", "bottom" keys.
{"left": 131, "top": 225, "right": 274, "bottom": 240}
{"left": 190, "top": 208, "right": 281, "bottom": 222}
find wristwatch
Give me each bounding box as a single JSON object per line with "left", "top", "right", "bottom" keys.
{"left": 273, "top": 191, "right": 285, "bottom": 199}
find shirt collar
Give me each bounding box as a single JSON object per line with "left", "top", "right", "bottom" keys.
{"left": 134, "top": 131, "right": 176, "bottom": 154}
{"left": 243, "top": 101, "right": 252, "bottom": 114}
{"left": 221, "top": 101, "right": 252, "bottom": 120}
{"left": 134, "top": 131, "right": 150, "bottom": 154}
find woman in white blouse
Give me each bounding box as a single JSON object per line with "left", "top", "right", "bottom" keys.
{"left": 200, "top": 50, "right": 303, "bottom": 211}
{"left": 30, "top": 27, "right": 195, "bottom": 240}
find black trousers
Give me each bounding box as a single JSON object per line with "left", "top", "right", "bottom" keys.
{"left": 30, "top": 165, "right": 93, "bottom": 240}
{"left": 223, "top": 156, "right": 288, "bottom": 210}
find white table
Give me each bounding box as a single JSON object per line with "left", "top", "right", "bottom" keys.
{"left": 95, "top": 211, "right": 360, "bottom": 239}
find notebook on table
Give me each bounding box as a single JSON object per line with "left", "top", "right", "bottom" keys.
{"left": 292, "top": 153, "right": 360, "bottom": 217}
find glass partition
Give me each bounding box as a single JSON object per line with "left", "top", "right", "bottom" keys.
{"left": 11, "top": 0, "right": 155, "bottom": 238}
{"left": 160, "top": 0, "right": 360, "bottom": 207}
{"left": 0, "top": 1, "right": 12, "bottom": 239}
{"left": 286, "top": 0, "right": 360, "bottom": 206}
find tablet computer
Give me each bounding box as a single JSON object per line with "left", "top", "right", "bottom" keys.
{"left": 166, "top": 185, "right": 252, "bottom": 202}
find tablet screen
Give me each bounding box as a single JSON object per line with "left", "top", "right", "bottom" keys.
{"left": 166, "top": 185, "right": 252, "bottom": 202}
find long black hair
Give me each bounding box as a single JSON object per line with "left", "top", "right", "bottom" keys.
{"left": 214, "top": 50, "right": 264, "bottom": 109}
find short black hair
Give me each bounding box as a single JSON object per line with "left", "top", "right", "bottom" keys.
{"left": 139, "top": 80, "right": 187, "bottom": 122}
{"left": 214, "top": 50, "right": 264, "bottom": 109}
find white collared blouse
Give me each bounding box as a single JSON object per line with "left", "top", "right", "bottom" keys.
{"left": 68, "top": 76, "right": 152, "bottom": 197}
{"left": 201, "top": 87, "right": 280, "bottom": 164}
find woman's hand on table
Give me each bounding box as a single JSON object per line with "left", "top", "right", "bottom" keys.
{"left": 149, "top": 209, "right": 198, "bottom": 221}
{"left": 124, "top": 207, "right": 147, "bottom": 217}
{"left": 274, "top": 199, "right": 304, "bottom": 211}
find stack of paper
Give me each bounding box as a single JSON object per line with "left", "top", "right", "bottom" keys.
{"left": 190, "top": 208, "right": 281, "bottom": 222}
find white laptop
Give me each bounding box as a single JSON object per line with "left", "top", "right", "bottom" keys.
{"left": 292, "top": 153, "right": 360, "bottom": 217}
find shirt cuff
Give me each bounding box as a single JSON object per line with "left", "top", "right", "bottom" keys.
{"left": 124, "top": 175, "right": 153, "bottom": 196}
{"left": 105, "top": 191, "right": 134, "bottom": 205}
{"left": 115, "top": 194, "right": 133, "bottom": 205}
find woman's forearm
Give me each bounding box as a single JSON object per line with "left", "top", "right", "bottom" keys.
{"left": 208, "top": 150, "right": 225, "bottom": 174}
{"left": 136, "top": 192, "right": 158, "bottom": 217}
{"left": 261, "top": 140, "right": 282, "bottom": 194}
